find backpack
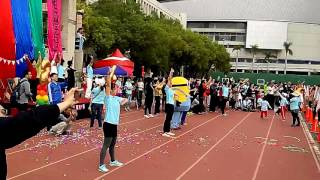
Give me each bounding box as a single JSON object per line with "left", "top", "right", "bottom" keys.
{"left": 10, "top": 79, "right": 27, "bottom": 104}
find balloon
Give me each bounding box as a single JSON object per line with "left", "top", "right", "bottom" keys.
{"left": 37, "top": 99, "right": 44, "bottom": 105}
{"left": 39, "top": 90, "right": 46, "bottom": 96}
{"left": 43, "top": 95, "right": 49, "bottom": 102}
{"left": 36, "top": 95, "right": 41, "bottom": 100}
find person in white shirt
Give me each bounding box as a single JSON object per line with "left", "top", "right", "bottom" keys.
{"left": 124, "top": 78, "right": 133, "bottom": 111}
{"left": 242, "top": 97, "right": 252, "bottom": 112}
{"left": 85, "top": 59, "right": 94, "bottom": 98}
{"left": 266, "top": 83, "right": 275, "bottom": 109}
{"left": 137, "top": 78, "right": 144, "bottom": 108}
{"left": 260, "top": 98, "right": 272, "bottom": 119}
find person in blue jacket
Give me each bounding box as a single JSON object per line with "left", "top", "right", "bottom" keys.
{"left": 48, "top": 73, "right": 62, "bottom": 105}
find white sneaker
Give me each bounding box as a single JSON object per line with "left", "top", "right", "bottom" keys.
{"left": 110, "top": 160, "right": 124, "bottom": 167}
{"left": 98, "top": 164, "right": 109, "bottom": 173}
{"left": 144, "top": 115, "right": 150, "bottom": 118}
{"left": 223, "top": 114, "right": 227, "bottom": 116}
{"left": 167, "top": 132, "right": 175, "bottom": 136}
{"left": 149, "top": 114, "right": 154, "bottom": 118}
{"left": 162, "top": 133, "right": 171, "bottom": 137}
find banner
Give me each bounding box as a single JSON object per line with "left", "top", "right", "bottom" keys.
{"left": 29, "top": 0, "right": 45, "bottom": 60}
{"left": 47, "top": 0, "right": 62, "bottom": 60}
{"left": 0, "top": 0, "right": 16, "bottom": 60}
{"left": 11, "top": 0, "right": 35, "bottom": 60}
{"left": 0, "top": 57, "right": 17, "bottom": 79}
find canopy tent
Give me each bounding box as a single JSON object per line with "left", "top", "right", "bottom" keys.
{"left": 93, "top": 66, "right": 130, "bottom": 76}
{"left": 93, "top": 49, "right": 134, "bottom": 76}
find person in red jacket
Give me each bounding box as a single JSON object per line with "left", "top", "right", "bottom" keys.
{"left": 0, "top": 88, "right": 79, "bottom": 179}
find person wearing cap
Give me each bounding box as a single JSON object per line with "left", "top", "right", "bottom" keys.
{"left": 289, "top": 92, "right": 301, "bottom": 127}
{"left": 0, "top": 88, "right": 79, "bottom": 179}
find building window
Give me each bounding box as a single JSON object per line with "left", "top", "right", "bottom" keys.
{"left": 311, "top": 61, "right": 320, "bottom": 64}
{"left": 287, "top": 71, "right": 308, "bottom": 75}
{"left": 213, "top": 32, "right": 245, "bottom": 42}
{"left": 187, "top": 22, "right": 209, "bottom": 28}
{"left": 188, "top": 22, "right": 246, "bottom": 29}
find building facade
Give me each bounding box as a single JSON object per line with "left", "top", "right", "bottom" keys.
{"left": 162, "top": 0, "right": 320, "bottom": 75}
{"left": 137, "top": 0, "right": 186, "bottom": 28}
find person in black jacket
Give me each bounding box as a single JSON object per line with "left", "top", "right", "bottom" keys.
{"left": 0, "top": 88, "right": 79, "bottom": 180}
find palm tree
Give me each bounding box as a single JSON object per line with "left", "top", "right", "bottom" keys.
{"left": 283, "top": 41, "right": 293, "bottom": 74}
{"left": 232, "top": 45, "right": 241, "bottom": 72}
{"left": 250, "top": 44, "right": 259, "bottom": 73}
{"left": 264, "top": 51, "right": 277, "bottom": 73}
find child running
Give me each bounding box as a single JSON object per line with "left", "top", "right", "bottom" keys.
{"left": 99, "top": 66, "right": 128, "bottom": 173}
{"left": 260, "top": 97, "right": 272, "bottom": 119}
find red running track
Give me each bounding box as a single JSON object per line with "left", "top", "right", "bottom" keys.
{"left": 6, "top": 110, "right": 320, "bottom": 180}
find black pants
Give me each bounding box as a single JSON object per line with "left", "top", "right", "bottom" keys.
{"left": 199, "top": 96, "right": 205, "bottom": 112}
{"left": 145, "top": 96, "right": 153, "bottom": 115}
{"left": 67, "top": 80, "right": 75, "bottom": 91}
{"left": 17, "top": 103, "right": 28, "bottom": 112}
{"left": 90, "top": 103, "right": 103, "bottom": 127}
{"left": 221, "top": 98, "right": 227, "bottom": 115}
{"left": 29, "top": 79, "right": 39, "bottom": 101}
{"left": 99, "top": 137, "right": 117, "bottom": 165}
{"left": 154, "top": 96, "right": 161, "bottom": 114}
{"left": 229, "top": 98, "right": 236, "bottom": 109}
{"left": 0, "top": 149, "right": 6, "bottom": 180}
{"left": 291, "top": 111, "right": 300, "bottom": 126}
{"left": 209, "top": 95, "right": 218, "bottom": 112}
{"left": 137, "top": 91, "right": 143, "bottom": 107}
{"left": 163, "top": 104, "right": 174, "bottom": 132}
{"left": 58, "top": 78, "right": 65, "bottom": 82}
{"left": 266, "top": 94, "right": 275, "bottom": 109}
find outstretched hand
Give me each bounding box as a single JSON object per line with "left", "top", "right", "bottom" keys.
{"left": 57, "top": 88, "right": 80, "bottom": 113}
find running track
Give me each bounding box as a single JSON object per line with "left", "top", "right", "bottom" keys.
{"left": 6, "top": 110, "right": 320, "bottom": 180}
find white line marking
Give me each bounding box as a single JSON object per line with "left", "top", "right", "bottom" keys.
{"left": 176, "top": 113, "right": 252, "bottom": 180}
{"left": 251, "top": 114, "right": 276, "bottom": 180}
{"left": 93, "top": 114, "right": 223, "bottom": 180}
{"left": 301, "top": 121, "right": 320, "bottom": 172}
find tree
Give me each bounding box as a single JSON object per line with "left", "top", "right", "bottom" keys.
{"left": 264, "top": 51, "right": 277, "bottom": 73}
{"left": 283, "top": 41, "right": 293, "bottom": 74}
{"left": 78, "top": 0, "right": 231, "bottom": 76}
{"left": 250, "top": 44, "right": 259, "bottom": 73}
{"left": 232, "top": 45, "right": 241, "bottom": 72}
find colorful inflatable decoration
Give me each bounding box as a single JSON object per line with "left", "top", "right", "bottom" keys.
{"left": 36, "top": 55, "right": 51, "bottom": 105}
{"left": 171, "top": 77, "right": 190, "bottom": 103}
{"left": 36, "top": 83, "right": 49, "bottom": 105}
{"left": 93, "top": 49, "right": 134, "bottom": 76}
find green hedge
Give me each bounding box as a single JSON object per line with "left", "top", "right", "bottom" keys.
{"left": 210, "top": 72, "right": 320, "bottom": 85}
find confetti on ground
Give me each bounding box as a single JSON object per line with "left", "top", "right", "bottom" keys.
{"left": 282, "top": 145, "right": 309, "bottom": 153}
{"left": 283, "top": 136, "right": 301, "bottom": 142}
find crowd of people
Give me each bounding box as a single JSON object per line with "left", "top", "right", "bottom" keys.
{"left": 2, "top": 59, "right": 320, "bottom": 178}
